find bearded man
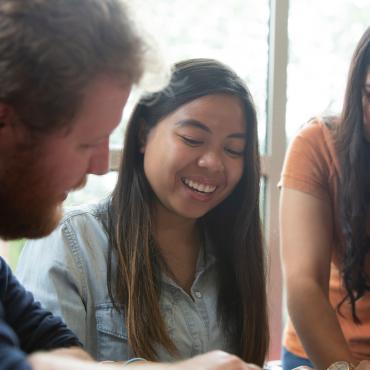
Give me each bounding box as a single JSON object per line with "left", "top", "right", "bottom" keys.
{"left": 0, "top": 1, "right": 140, "bottom": 369}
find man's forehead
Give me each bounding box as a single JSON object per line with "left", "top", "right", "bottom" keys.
{"left": 60, "top": 84, "right": 130, "bottom": 146}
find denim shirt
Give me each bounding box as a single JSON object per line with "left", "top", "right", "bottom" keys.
{"left": 16, "top": 201, "right": 232, "bottom": 361}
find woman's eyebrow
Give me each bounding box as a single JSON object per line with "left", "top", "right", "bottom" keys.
{"left": 175, "top": 119, "right": 211, "bottom": 133}
{"left": 175, "top": 118, "right": 246, "bottom": 139}
{"left": 227, "top": 132, "right": 246, "bottom": 140}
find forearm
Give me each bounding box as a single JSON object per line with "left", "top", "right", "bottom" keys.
{"left": 124, "top": 363, "right": 169, "bottom": 369}
{"left": 288, "top": 280, "right": 357, "bottom": 370}
{"left": 27, "top": 352, "right": 100, "bottom": 370}
{"left": 124, "top": 351, "right": 259, "bottom": 370}
{"left": 27, "top": 350, "right": 257, "bottom": 370}
{"left": 48, "top": 346, "right": 93, "bottom": 361}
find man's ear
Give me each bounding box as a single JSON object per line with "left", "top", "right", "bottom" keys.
{"left": 0, "top": 103, "right": 9, "bottom": 130}
{"left": 0, "top": 103, "right": 22, "bottom": 152}
{"left": 0, "top": 103, "right": 12, "bottom": 130}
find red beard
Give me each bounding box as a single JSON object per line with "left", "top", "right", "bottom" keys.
{"left": 0, "top": 143, "right": 63, "bottom": 240}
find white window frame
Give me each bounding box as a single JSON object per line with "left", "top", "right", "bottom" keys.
{"left": 262, "top": 0, "right": 288, "bottom": 359}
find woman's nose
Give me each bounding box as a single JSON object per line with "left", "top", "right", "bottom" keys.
{"left": 198, "top": 150, "right": 225, "bottom": 172}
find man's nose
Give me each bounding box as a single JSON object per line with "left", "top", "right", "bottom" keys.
{"left": 87, "top": 140, "right": 110, "bottom": 176}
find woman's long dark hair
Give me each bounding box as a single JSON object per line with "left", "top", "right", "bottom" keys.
{"left": 106, "top": 58, "right": 269, "bottom": 363}
{"left": 334, "top": 27, "right": 370, "bottom": 322}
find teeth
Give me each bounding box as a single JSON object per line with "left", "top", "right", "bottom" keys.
{"left": 183, "top": 178, "right": 216, "bottom": 193}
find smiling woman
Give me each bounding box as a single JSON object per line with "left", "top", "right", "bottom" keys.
{"left": 16, "top": 58, "right": 268, "bottom": 365}
{"left": 142, "top": 94, "right": 246, "bottom": 219}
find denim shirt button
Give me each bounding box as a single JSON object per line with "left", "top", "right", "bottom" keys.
{"left": 194, "top": 291, "right": 202, "bottom": 299}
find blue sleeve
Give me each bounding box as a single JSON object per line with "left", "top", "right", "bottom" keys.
{"left": 0, "top": 257, "right": 81, "bottom": 370}
{"left": 0, "top": 316, "right": 32, "bottom": 370}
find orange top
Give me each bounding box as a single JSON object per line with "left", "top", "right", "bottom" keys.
{"left": 280, "top": 119, "right": 370, "bottom": 360}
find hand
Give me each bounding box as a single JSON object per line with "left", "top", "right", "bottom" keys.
{"left": 169, "top": 350, "right": 261, "bottom": 370}
{"left": 28, "top": 352, "right": 117, "bottom": 370}
{"left": 356, "top": 361, "right": 370, "bottom": 370}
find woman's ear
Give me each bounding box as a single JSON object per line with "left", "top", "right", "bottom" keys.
{"left": 138, "top": 119, "right": 148, "bottom": 153}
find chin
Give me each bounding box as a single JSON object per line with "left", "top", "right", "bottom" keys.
{"left": 0, "top": 202, "right": 63, "bottom": 240}
{"left": 179, "top": 208, "right": 209, "bottom": 220}
{"left": 29, "top": 203, "right": 64, "bottom": 238}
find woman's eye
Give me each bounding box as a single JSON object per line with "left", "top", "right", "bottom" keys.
{"left": 80, "top": 143, "right": 97, "bottom": 149}
{"left": 225, "top": 147, "right": 244, "bottom": 157}
{"left": 79, "top": 142, "right": 102, "bottom": 151}
{"left": 180, "top": 136, "right": 203, "bottom": 146}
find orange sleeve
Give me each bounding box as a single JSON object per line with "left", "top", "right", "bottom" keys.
{"left": 279, "top": 121, "right": 333, "bottom": 202}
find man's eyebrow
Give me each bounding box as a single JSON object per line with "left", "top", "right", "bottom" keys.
{"left": 175, "top": 118, "right": 246, "bottom": 139}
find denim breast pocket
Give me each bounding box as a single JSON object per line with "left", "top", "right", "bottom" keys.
{"left": 160, "top": 301, "right": 175, "bottom": 339}
{"left": 95, "top": 303, "right": 130, "bottom": 361}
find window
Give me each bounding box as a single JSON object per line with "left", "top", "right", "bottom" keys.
{"left": 286, "top": 0, "right": 370, "bottom": 140}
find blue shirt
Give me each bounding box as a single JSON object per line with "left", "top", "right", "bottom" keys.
{"left": 16, "top": 201, "right": 232, "bottom": 362}
{"left": 0, "top": 257, "right": 80, "bottom": 370}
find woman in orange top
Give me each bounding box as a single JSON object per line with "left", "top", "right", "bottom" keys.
{"left": 280, "top": 27, "right": 370, "bottom": 370}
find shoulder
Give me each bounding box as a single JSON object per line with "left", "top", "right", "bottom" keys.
{"left": 54, "top": 200, "right": 111, "bottom": 260}
{"left": 288, "top": 117, "right": 338, "bottom": 167}
{"left": 0, "top": 257, "right": 19, "bottom": 298}
{"left": 0, "top": 257, "right": 13, "bottom": 297}
{"left": 17, "top": 201, "right": 112, "bottom": 301}
{"left": 0, "top": 257, "right": 9, "bottom": 277}
{"left": 296, "top": 117, "right": 334, "bottom": 147}
{"left": 20, "top": 200, "right": 111, "bottom": 269}
{"left": 61, "top": 199, "right": 109, "bottom": 228}
{"left": 54, "top": 200, "right": 110, "bottom": 242}
{"left": 280, "top": 117, "right": 339, "bottom": 200}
